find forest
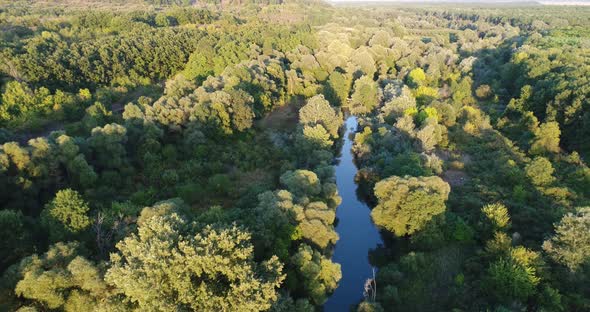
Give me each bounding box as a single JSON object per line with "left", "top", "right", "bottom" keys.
{"left": 0, "top": 0, "right": 589, "bottom": 311}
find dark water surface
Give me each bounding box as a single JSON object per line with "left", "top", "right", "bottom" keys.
{"left": 324, "top": 116, "right": 383, "bottom": 311}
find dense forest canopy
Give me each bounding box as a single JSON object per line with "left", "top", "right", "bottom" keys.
{"left": 0, "top": 0, "right": 589, "bottom": 311}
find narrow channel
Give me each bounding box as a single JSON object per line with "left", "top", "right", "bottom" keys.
{"left": 324, "top": 116, "right": 384, "bottom": 311}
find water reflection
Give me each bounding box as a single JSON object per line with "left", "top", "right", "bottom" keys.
{"left": 323, "top": 116, "right": 384, "bottom": 311}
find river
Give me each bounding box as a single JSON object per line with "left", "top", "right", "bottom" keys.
{"left": 324, "top": 116, "right": 383, "bottom": 311}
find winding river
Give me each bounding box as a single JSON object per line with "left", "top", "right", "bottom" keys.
{"left": 324, "top": 116, "right": 383, "bottom": 311}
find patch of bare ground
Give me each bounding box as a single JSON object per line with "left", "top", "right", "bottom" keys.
{"left": 437, "top": 150, "right": 472, "bottom": 187}
{"left": 256, "top": 103, "right": 299, "bottom": 131}
{"left": 443, "top": 169, "right": 469, "bottom": 187}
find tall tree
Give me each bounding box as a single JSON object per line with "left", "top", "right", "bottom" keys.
{"left": 350, "top": 76, "right": 380, "bottom": 115}
{"left": 525, "top": 157, "right": 555, "bottom": 186}
{"left": 530, "top": 121, "right": 561, "bottom": 155}
{"left": 324, "top": 71, "right": 351, "bottom": 107}
{"left": 299, "top": 95, "right": 341, "bottom": 139}
{"left": 292, "top": 244, "right": 341, "bottom": 305}
{"left": 41, "top": 189, "right": 91, "bottom": 242}
{"left": 14, "top": 242, "right": 113, "bottom": 311}
{"left": 543, "top": 207, "right": 590, "bottom": 271}
{"left": 280, "top": 170, "right": 322, "bottom": 198}
{"left": 106, "top": 212, "right": 284, "bottom": 311}
{"left": 371, "top": 176, "right": 450, "bottom": 236}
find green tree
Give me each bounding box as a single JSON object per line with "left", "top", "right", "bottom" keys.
{"left": 41, "top": 189, "right": 91, "bottom": 242}
{"left": 163, "top": 74, "right": 196, "bottom": 98}
{"left": 415, "top": 118, "right": 446, "bottom": 152}
{"left": 82, "top": 102, "right": 113, "bottom": 131}
{"left": 530, "top": 121, "right": 560, "bottom": 155}
{"left": 351, "top": 50, "right": 377, "bottom": 77}
{"left": 543, "top": 207, "right": 590, "bottom": 271}
{"left": 357, "top": 301, "right": 384, "bottom": 312}
{"left": 250, "top": 190, "right": 300, "bottom": 261}
{"left": 191, "top": 89, "right": 255, "bottom": 134}
{"left": 136, "top": 197, "right": 188, "bottom": 227}
{"left": 280, "top": 170, "right": 322, "bottom": 198}
{"left": 300, "top": 201, "right": 338, "bottom": 249}
{"left": 87, "top": 123, "right": 128, "bottom": 170}
{"left": 325, "top": 71, "right": 351, "bottom": 107}
{"left": 292, "top": 244, "right": 341, "bottom": 305}
{"left": 14, "top": 242, "right": 112, "bottom": 311}
{"left": 350, "top": 76, "right": 380, "bottom": 115}
{"left": 525, "top": 156, "right": 555, "bottom": 186}
{"left": 270, "top": 295, "right": 314, "bottom": 312}
{"left": 506, "top": 85, "right": 532, "bottom": 114}
{"left": 485, "top": 257, "right": 539, "bottom": 303}
{"left": 369, "top": 30, "right": 392, "bottom": 47}
{"left": 55, "top": 135, "right": 98, "bottom": 189}
{"left": 299, "top": 95, "right": 341, "bottom": 138}
{"left": 155, "top": 13, "right": 173, "bottom": 27}
{"left": 450, "top": 77, "right": 473, "bottom": 106}
{"left": 485, "top": 246, "right": 543, "bottom": 304}
{"left": 371, "top": 176, "right": 450, "bottom": 236}
{"left": 0, "top": 81, "right": 63, "bottom": 125}
{"left": 1, "top": 142, "right": 31, "bottom": 171}
{"left": 0, "top": 81, "right": 35, "bottom": 123}
{"left": 227, "top": 89, "right": 255, "bottom": 132}
{"left": 0, "top": 210, "right": 32, "bottom": 268}
{"left": 106, "top": 212, "right": 284, "bottom": 311}
{"left": 381, "top": 86, "right": 416, "bottom": 121}
{"left": 482, "top": 203, "right": 511, "bottom": 231}
{"left": 475, "top": 84, "right": 493, "bottom": 100}
{"left": 301, "top": 124, "right": 333, "bottom": 149}
{"left": 407, "top": 68, "right": 426, "bottom": 88}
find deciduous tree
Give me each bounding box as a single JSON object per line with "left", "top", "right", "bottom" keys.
{"left": 106, "top": 212, "right": 284, "bottom": 311}
{"left": 350, "top": 76, "right": 380, "bottom": 115}
{"left": 41, "top": 189, "right": 91, "bottom": 242}
{"left": 292, "top": 244, "right": 341, "bottom": 305}
{"left": 543, "top": 207, "right": 590, "bottom": 271}
{"left": 280, "top": 170, "right": 322, "bottom": 198}
{"left": 525, "top": 157, "right": 555, "bottom": 186}
{"left": 371, "top": 176, "right": 450, "bottom": 236}
{"left": 530, "top": 121, "right": 560, "bottom": 155}
{"left": 14, "top": 242, "right": 111, "bottom": 311}
{"left": 299, "top": 95, "right": 341, "bottom": 138}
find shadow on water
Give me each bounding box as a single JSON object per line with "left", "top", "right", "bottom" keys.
{"left": 323, "top": 116, "right": 384, "bottom": 312}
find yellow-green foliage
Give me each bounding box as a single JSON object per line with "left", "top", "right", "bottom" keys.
{"left": 14, "top": 242, "right": 109, "bottom": 312}
{"left": 482, "top": 203, "right": 511, "bottom": 231}
{"left": 41, "top": 189, "right": 91, "bottom": 242}
{"left": 292, "top": 244, "right": 341, "bottom": 305}
{"left": 407, "top": 68, "right": 427, "bottom": 87}
{"left": 372, "top": 176, "right": 450, "bottom": 236}
{"left": 543, "top": 208, "right": 590, "bottom": 271}
{"left": 106, "top": 213, "right": 285, "bottom": 311}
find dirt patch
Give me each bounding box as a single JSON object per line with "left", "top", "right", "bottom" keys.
{"left": 437, "top": 150, "right": 471, "bottom": 187}
{"left": 256, "top": 104, "right": 299, "bottom": 131}
{"left": 443, "top": 169, "right": 469, "bottom": 187}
